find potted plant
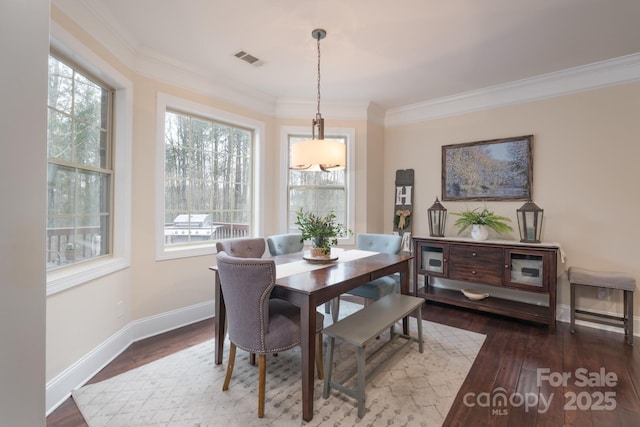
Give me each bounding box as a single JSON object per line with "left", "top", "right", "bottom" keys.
{"left": 294, "top": 209, "right": 351, "bottom": 258}
{"left": 451, "top": 207, "right": 512, "bottom": 241}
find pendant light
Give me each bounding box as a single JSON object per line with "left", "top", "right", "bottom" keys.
{"left": 290, "top": 29, "right": 346, "bottom": 172}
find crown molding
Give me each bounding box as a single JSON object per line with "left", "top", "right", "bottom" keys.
{"left": 54, "top": 2, "right": 640, "bottom": 126}
{"left": 385, "top": 53, "right": 640, "bottom": 127}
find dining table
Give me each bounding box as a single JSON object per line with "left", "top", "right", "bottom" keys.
{"left": 211, "top": 248, "right": 414, "bottom": 422}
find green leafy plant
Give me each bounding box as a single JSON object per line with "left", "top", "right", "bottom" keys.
{"left": 451, "top": 207, "right": 513, "bottom": 235}
{"left": 294, "top": 209, "right": 351, "bottom": 255}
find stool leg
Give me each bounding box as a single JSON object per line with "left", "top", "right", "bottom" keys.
{"left": 570, "top": 283, "right": 576, "bottom": 334}
{"left": 625, "top": 290, "right": 634, "bottom": 346}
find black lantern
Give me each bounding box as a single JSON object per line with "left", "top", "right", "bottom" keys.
{"left": 428, "top": 197, "right": 447, "bottom": 237}
{"left": 517, "top": 201, "right": 544, "bottom": 243}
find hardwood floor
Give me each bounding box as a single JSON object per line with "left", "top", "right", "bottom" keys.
{"left": 47, "top": 302, "right": 640, "bottom": 427}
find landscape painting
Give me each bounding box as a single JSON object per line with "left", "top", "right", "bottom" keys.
{"left": 442, "top": 135, "right": 533, "bottom": 201}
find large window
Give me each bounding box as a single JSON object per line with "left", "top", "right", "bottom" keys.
{"left": 284, "top": 128, "right": 355, "bottom": 242}
{"left": 47, "top": 54, "right": 112, "bottom": 270}
{"left": 163, "top": 110, "right": 254, "bottom": 250}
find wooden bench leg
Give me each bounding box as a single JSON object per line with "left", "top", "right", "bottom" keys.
{"left": 356, "top": 346, "right": 366, "bottom": 418}
{"left": 331, "top": 298, "right": 340, "bottom": 323}
{"left": 323, "top": 336, "right": 335, "bottom": 399}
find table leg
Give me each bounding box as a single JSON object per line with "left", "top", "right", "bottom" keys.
{"left": 214, "top": 271, "right": 226, "bottom": 365}
{"left": 300, "top": 299, "right": 316, "bottom": 422}
{"left": 399, "top": 266, "right": 409, "bottom": 334}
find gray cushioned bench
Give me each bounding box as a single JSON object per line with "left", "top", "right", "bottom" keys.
{"left": 322, "top": 293, "right": 424, "bottom": 417}
{"left": 569, "top": 266, "right": 636, "bottom": 345}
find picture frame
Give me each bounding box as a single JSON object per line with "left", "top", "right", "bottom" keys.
{"left": 442, "top": 135, "right": 533, "bottom": 201}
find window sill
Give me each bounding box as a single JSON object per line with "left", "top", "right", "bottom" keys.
{"left": 46, "top": 256, "right": 130, "bottom": 296}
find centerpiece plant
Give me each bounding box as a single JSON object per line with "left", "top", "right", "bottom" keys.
{"left": 451, "top": 207, "right": 512, "bottom": 241}
{"left": 294, "top": 209, "right": 351, "bottom": 257}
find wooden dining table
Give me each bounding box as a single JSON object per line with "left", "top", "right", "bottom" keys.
{"left": 211, "top": 249, "right": 414, "bottom": 422}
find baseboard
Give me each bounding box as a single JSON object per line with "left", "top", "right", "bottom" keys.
{"left": 45, "top": 299, "right": 214, "bottom": 415}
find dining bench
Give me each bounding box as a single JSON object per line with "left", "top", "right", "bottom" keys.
{"left": 322, "top": 293, "right": 424, "bottom": 418}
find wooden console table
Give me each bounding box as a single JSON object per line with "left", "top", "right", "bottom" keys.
{"left": 412, "top": 236, "right": 560, "bottom": 332}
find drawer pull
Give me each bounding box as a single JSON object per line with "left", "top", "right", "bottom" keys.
{"left": 505, "top": 264, "right": 509, "bottom": 268}
{"left": 471, "top": 270, "right": 476, "bottom": 274}
{"left": 472, "top": 252, "right": 477, "bottom": 257}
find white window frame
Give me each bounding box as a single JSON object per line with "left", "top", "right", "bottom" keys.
{"left": 156, "top": 93, "right": 265, "bottom": 260}
{"left": 47, "top": 23, "right": 133, "bottom": 296}
{"left": 279, "top": 126, "right": 355, "bottom": 246}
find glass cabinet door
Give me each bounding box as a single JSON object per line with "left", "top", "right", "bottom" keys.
{"left": 504, "top": 250, "right": 548, "bottom": 292}
{"left": 418, "top": 242, "right": 448, "bottom": 277}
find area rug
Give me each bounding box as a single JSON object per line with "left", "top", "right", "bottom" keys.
{"left": 72, "top": 302, "right": 486, "bottom": 427}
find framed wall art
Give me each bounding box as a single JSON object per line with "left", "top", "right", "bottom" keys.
{"left": 442, "top": 135, "right": 533, "bottom": 201}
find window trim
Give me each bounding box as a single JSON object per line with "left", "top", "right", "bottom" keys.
{"left": 155, "top": 93, "right": 265, "bottom": 261}
{"left": 47, "top": 25, "right": 133, "bottom": 296}
{"left": 279, "top": 126, "right": 355, "bottom": 246}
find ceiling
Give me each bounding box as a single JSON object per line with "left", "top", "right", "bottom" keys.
{"left": 55, "top": 0, "right": 640, "bottom": 112}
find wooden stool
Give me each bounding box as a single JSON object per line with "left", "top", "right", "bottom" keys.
{"left": 568, "top": 267, "right": 636, "bottom": 345}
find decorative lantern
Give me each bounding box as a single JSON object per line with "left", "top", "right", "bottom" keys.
{"left": 427, "top": 197, "right": 447, "bottom": 237}
{"left": 516, "top": 201, "right": 544, "bottom": 243}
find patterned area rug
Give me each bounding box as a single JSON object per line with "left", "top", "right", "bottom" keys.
{"left": 73, "top": 302, "right": 485, "bottom": 426}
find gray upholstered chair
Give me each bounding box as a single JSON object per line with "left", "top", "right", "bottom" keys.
{"left": 266, "top": 233, "right": 304, "bottom": 256}
{"left": 216, "top": 237, "right": 266, "bottom": 258}
{"left": 216, "top": 251, "right": 324, "bottom": 418}
{"left": 331, "top": 233, "right": 403, "bottom": 321}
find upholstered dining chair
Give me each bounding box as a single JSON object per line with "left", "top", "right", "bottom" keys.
{"left": 216, "top": 251, "right": 324, "bottom": 418}
{"left": 266, "top": 233, "right": 304, "bottom": 256}
{"left": 330, "top": 233, "right": 403, "bottom": 322}
{"left": 216, "top": 237, "right": 266, "bottom": 258}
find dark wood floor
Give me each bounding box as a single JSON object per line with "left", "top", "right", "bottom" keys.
{"left": 47, "top": 301, "right": 640, "bottom": 427}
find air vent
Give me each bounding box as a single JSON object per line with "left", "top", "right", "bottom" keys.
{"left": 234, "top": 50, "right": 263, "bottom": 67}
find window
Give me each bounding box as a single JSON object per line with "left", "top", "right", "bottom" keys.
{"left": 157, "top": 94, "right": 264, "bottom": 259}
{"left": 47, "top": 31, "right": 132, "bottom": 295}
{"left": 47, "top": 54, "right": 112, "bottom": 270}
{"left": 283, "top": 128, "right": 355, "bottom": 242}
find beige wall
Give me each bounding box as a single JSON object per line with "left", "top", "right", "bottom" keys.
{"left": 384, "top": 82, "right": 640, "bottom": 317}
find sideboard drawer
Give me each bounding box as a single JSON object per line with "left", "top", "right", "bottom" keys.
{"left": 448, "top": 244, "right": 503, "bottom": 285}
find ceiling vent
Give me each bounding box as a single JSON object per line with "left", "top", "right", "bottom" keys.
{"left": 234, "top": 50, "right": 263, "bottom": 67}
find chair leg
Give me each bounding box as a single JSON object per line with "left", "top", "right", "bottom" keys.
{"left": 316, "top": 333, "right": 324, "bottom": 380}
{"left": 222, "top": 343, "right": 236, "bottom": 391}
{"left": 250, "top": 353, "right": 256, "bottom": 365}
{"left": 258, "top": 354, "right": 266, "bottom": 418}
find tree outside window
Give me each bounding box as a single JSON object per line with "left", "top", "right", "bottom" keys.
{"left": 163, "top": 111, "right": 253, "bottom": 247}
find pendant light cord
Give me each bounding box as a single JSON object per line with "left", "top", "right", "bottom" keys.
{"left": 316, "top": 35, "right": 321, "bottom": 117}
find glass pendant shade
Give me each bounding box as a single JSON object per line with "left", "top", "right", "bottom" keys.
{"left": 290, "top": 28, "right": 346, "bottom": 172}
{"left": 517, "top": 200, "right": 544, "bottom": 243}
{"left": 290, "top": 139, "right": 346, "bottom": 171}
{"left": 428, "top": 197, "right": 447, "bottom": 237}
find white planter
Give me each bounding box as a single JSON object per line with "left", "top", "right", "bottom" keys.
{"left": 471, "top": 224, "right": 489, "bottom": 241}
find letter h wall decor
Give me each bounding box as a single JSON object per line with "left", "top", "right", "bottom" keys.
{"left": 394, "top": 169, "right": 414, "bottom": 252}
